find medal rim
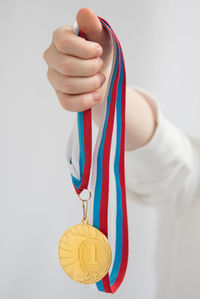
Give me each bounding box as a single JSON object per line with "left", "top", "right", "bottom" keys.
{"left": 58, "top": 223, "right": 112, "bottom": 284}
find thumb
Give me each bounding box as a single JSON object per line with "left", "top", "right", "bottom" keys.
{"left": 76, "top": 7, "right": 110, "bottom": 47}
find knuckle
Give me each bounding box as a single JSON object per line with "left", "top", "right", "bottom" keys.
{"left": 46, "top": 69, "right": 53, "bottom": 84}
{"left": 42, "top": 49, "right": 48, "bottom": 61}
{"left": 46, "top": 69, "right": 56, "bottom": 90}
{"left": 55, "top": 33, "right": 70, "bottom": 52}
{"left": 46, "top": 69, "right": 50, "bottom": 80}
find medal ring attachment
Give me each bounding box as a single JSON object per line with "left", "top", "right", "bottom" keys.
{"left": 78, "top": 188, "right": 91, "bottom": 201}
{"left": 78, "top": 189, "right": 91, "bottom": 224}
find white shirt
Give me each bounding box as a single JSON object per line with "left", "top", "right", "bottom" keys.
{"left": 122, "top": 86, "right": 200, "bottom": 299}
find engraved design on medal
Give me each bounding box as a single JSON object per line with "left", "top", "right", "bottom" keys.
{"left": 58, "top": 223, "right": 112, "bottom": 284}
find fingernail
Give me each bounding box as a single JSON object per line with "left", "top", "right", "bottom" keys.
{"left": 96, "top": 45, "right": 103, "bottom": 56}
{"left": 98, "top": 73, "right": 106, "bottom": 85}
{"left": 98, "top": 57, "right": 104, "bottom": 68}
{"left": 93, "top": 91, "right": 101, "bottom": 102}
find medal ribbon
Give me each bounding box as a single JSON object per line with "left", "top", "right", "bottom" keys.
{"left": 66, "top": 17, "right": 129, "bottom": 293}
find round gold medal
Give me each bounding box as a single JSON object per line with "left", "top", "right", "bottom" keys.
{"left": 58, "top": 223, "right": 112, "bottom": 284}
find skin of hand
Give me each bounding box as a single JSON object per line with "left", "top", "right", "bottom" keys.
{"left": 42, "top": 7, "right": 157, "bottom": 151}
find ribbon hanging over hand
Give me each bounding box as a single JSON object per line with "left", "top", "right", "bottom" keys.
{"left": 66, "top": 16, "right": 129, "bottom": 293}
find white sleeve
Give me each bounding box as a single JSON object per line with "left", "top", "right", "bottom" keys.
{"left": 125, "top": 86, "right": 200, "bottom": 212}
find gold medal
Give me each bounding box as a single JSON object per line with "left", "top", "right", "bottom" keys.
{"left": 58, "top": 189, "right": 112, "bottom": 284}
{"left": 58, "top": 223, "right": 112, "bottom": 284}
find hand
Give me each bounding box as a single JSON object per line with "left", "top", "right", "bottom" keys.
{"left": 42, "top": 7, "right": 113, "bottom": 112}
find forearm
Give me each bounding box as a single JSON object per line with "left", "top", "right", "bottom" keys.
{"left": 92, "top": 67, "right": 157, "bottom": 151}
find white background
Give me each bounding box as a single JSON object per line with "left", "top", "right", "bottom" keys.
{"left": 1, "top": 0, "right": 199, "bottom": 298}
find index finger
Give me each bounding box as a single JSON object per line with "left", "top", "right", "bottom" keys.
{"left": 52, "top": 25, "right": 103, "bottom": 59}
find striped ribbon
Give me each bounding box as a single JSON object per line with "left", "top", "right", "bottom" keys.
{"left": 66, "top": 16, "right": 129, "bottom": 293}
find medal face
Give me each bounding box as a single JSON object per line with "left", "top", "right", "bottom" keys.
{"left": 58, "top": 223, "right": 112, "bottom": 284}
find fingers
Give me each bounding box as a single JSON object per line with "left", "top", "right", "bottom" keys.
{"left": 55, "top": 89, "right": 103, "bottom": 112}
{"left": 52, "top": 25, "right": 103, "bottom": 58}
{"left": 47, "top": 68, "right": 106, "bottom": 94}
{"left": 43, "top": 43, "right": 104, "bottom": 76}
{"left": 43, "top": 24, "right": 107, "bottom": 113}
